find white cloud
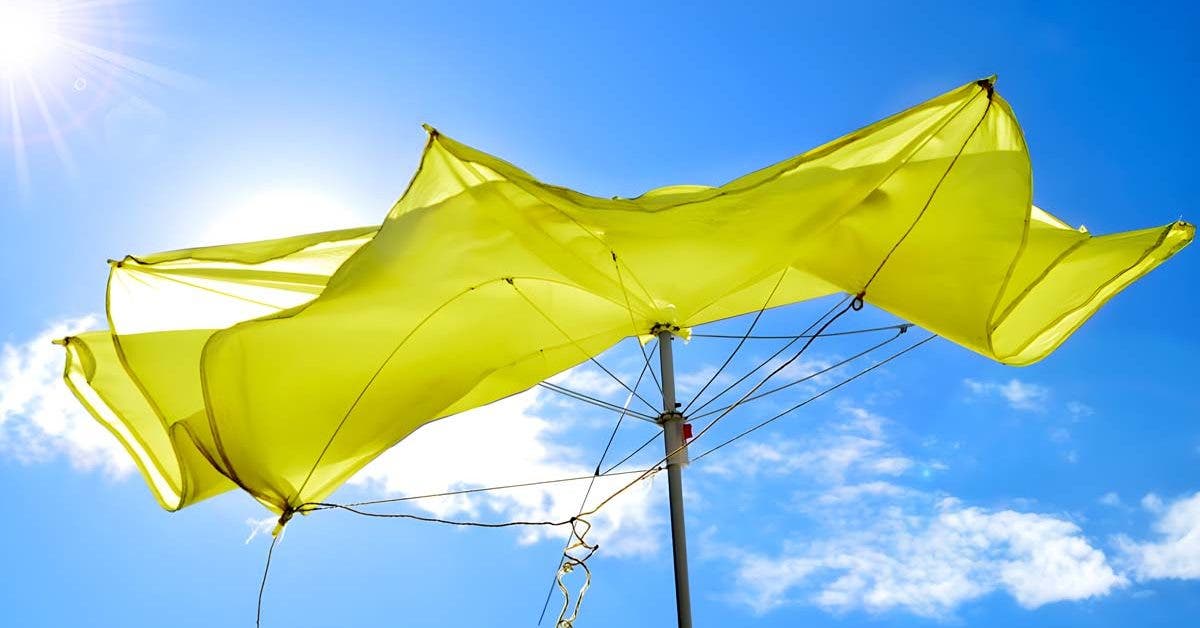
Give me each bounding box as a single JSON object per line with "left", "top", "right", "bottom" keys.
{"left": 674, "top": 365, "right": 719, "bottom": 395}
{"left": 1099, "top": 492, "right": 1122, "bottom": 507}
{"left": 704, "top": 436, "right": 899, "bottom": 483}
{"left": 701, "top": 405, "right": 912, "bottom": 484}
{"left": 815, "top": 481, "right": 911, "bottom": 505}
{"left": 837, "top": 404, "right": 885, "bottom": 438}
{"left": 867, "top": 456, "right": 913, "bottom": 475}
{"left": 245, "top": 516, "right": 280, "bottom": 544}
{"left": 1067, "top": 401, "right": 1094, "bottom": 420}
{"left": 348, "top": 387, "right": 663, "bottom": 557}
{"left": 1049, "top": 427, "right": 1072, "bottom": 443}
{"left": 705, "top": 402, "right": 1127, "bottom": 619}
{"left": 0, "top": 317, "right": 132, "bottom": 476}
{"left": 1116, "top": 492, "right": 1200, "bottom": 581}
{"left": 963, "top": 378, "right": 1050, "bottom": 412}
{"left": 729, "top": 497, "right": 1125, "bottom": 618}
{"left": 963, "top": 380, "right": 1092, "bottom": 463}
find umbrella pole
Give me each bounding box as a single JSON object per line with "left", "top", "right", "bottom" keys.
{"left": 656, "top": 328, "right": 693, "bottom": 628}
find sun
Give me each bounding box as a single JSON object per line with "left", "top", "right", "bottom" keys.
{"left": 0, "top": 1, "right": 60, "bottom": 78}
{"left": 2, "top": 1, "right": 199, "bottom": 200}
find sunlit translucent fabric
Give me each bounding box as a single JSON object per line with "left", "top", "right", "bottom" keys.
{"left": 60, "top": 78, "right": 1193, "bottom": 515}
{"left": 61, "top": 228, "right": 376, "bottom": 509}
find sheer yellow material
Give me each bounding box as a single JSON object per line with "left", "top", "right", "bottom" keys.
{"left": 61, "top": 228, "right": 376, "bottom": 510}
{"left": 60, "top": 78, "right": 1193, "bottom": 514}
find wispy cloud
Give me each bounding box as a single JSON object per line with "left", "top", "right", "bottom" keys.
{"left": 1067, "top": 401, "right": 1095, "bottom": 420}
{"left": 963, "top": 378, "right": 1050, "bottom": 411}
{"left": 245, "top": 516, "right": 280, "bottom": 544}
{"left": 1116, "top": 492, "right": 1200, "bottom": 580}
{"left": 700, "top": 405, "right": 913, "bottom": 484}
{"left": 814, "top": 481, "right": 912, "bottom": 505}
{"left": 704, "top": 402, "right": 1129, "bottom": 619}
{"left": 963, "top": 378, "right": 1093, "bottom": 462}
{"left": 0, "top": 317, "right": 132, "bottom": 476}
{"left": 674, "top": 365, "right": 719, "bottom": 395}
{"left": 728, "top": 497, "right": 1125, "bottom": 618}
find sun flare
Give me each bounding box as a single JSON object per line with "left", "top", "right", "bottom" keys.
{"left": 2, "top": 1, "right": 198, "bottom": 198}
{"left": 0, "top": 1, "right": 60, "bottom": 78}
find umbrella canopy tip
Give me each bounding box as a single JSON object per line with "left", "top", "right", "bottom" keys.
{"left": 1175, "top": 219, "right": 1196, "bottom": 243}
{"left": 976, "top": 75, "right": 997, "bottom": 96}
{"left": 272, "top": 509, "right": 294, "bottom": 537}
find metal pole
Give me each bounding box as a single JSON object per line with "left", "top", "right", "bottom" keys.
{"left": 656, "top": 329, "right": 693, "bottom": 628}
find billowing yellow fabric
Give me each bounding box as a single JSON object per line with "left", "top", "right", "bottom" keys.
{"left": 60, "top": 78, "right": 1193, "bottom": 515}
{"left": 62, "top": 228, "right": 376, "bottom": 509}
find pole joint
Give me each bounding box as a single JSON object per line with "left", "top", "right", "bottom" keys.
{"left": 650, "top": 322, "right": 680, "bottom": 336}
{"left": 657, "top": 411, "right": 689, "bottom": 468}
{"left": 656, "top": 410, "right": 684, "bottom": 425}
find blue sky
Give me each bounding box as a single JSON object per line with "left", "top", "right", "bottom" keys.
{"left": 1, "top": 1, "right": 1198, "bottom": 626}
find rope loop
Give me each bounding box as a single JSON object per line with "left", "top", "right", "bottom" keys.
{"left": 554, "top": 517, "right": 598, "bottom": 628}
{"left": 851, "top": 292, "right": 865, "bottom": 311}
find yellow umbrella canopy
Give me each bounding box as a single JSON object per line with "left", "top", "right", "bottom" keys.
{"left": 59, "top": 77, "right": 1193, "bottom": 516}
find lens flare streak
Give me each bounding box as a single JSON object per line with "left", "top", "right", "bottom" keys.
{"left": 0, "top": 0, "right": 196, "bottom": 198}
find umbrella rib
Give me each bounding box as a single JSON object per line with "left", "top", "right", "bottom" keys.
{"left": 305, "top": 467, "right": 656, "bottom": 509}
{"left": 537, "top": 381, "right": 658, "bottom": 423}
{"left": 121, "top": 265, "right": 293, "bottom": 311}
{"left": 685, "top": 294, "right": 851, "bottom": 418}
{"left": 691, "top": 334, "right": 936, "bottom": 462}
{"left": 508, "top": 279, "right": 660, "bottom": 414}
{"left": 682, "top": 267, "right": 788, "bottom": 415}
{"left": 860, "top": 89, "right": 994, "bottom": 293}
{"left": 306, "top": 459, "right": 663, "bottom": 528}
{"left": 688, "top": 327, "right": 908, "bottom": 421}
{"left": 601, "top": 431, "right": 660, "bottom": 475}
{"left": 679, "top": 298, "right": 859, "bottom": 455}
{"left": 287, "top": 279, "right": 507, "bottom": 507}
{"left": 611, "top": 252, "right": 663, "bottom": 395}
{"left": 690, "top": 322, "right": 911, "bottom": 339}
